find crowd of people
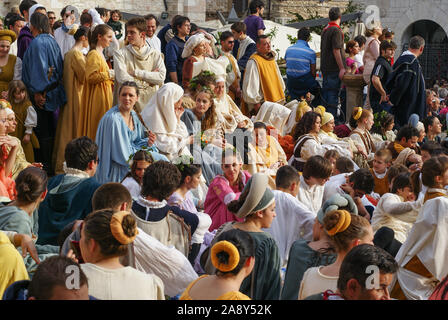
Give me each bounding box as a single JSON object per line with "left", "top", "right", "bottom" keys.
{"left": 0, "top": 0, "right": 448, "bottom": 301}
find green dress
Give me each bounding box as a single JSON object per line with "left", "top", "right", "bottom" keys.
{"left": 280, "top": 239, "right": 336, "bottom": 300}
{"left": 0, "top": 204, "right": 59, "bottom": 275}
{"left": 203, "top": 222, "right": 282, "bottom": 300}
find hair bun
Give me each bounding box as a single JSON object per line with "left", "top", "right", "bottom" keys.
{"left": 211, "top": 240, "right": 240, "bottom": 272}
{"left": 110, "top": 211, "right": 138, "bottom": 244}
{"left": 324, "top": 210, "right": 352, "bottom": 236}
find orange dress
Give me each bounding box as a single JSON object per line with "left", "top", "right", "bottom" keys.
{"left": 77, "top": 50, "right": 113, "bottom": 140}
{"left": 0, "top": 145, "right": 16, "bottom": 200}
{"left": 180, "top": 275, "right": 251, "bottom": 300}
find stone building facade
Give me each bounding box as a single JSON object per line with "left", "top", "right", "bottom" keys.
{"left": 1, "top": 0, "right": 206, "bottom": 23}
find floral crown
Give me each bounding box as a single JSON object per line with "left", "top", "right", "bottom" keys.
{"left": 172, "top": 154, "right": 195, "bottom": 172}
{"left": 373, "top": 110, "right": 389, "bottom": 130}
{"left": 126, "top": 146, "right": 154, "bottom": 169}
{"left": 189, "top": 70, "right": 216, "bottom": 91}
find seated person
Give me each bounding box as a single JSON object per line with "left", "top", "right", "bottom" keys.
{"left": 121, "top": 149, "right": 153, "bottom": 200}
{"left": 79, "top": 209, "right": 165, "bottom": 300}
{"left": 324, "top": 149, "right": 340, "bottom": 176}
{"left": 60, "top": 182, "right": 199, "bottom": 298}
{"left": 391, "top": 157, "right": 448, "bottom": 300}
{"left": 245, "top": 122, "right": 287, "bottom": 186}
{"left": 339, "top": 169, "right": 376, "bottom": 220}
{"left": 2, "top": 256, "right": 92, "bottom": 300}
{"left": 0, "top": 167, "right": 59, "bottom": 273}
{"left": 131, "top": 161, "right": 200, "bottom": 258}
{"left": 264, "top": 165, "right": 315, "bottom": 266}
{"left": 318, "top": 112, "right": 356, "bottom": 159}
{"left": 305, "top": 244, "right": 398, "bottom": 300}
{"left": 298, "top": 210, "right": 373, "bottom": 300}
{"left": 281, "top": 193, "right": 357, "bottom": 300}
{"left": 323, "top": 157, "right": 355, "bottom": 203}
{"left": 370, "top": 149, "right": 393, "bottom": 196}
{"left": 37, "top": 137, "right": 102, "bottom": 246}
{"left": 371, "top": 173, "right": 421, "bottom": 244}
{"left": 204, "top": 150, "right": 251, "bottom": 231}
{"left": 387, "top": 125, "right": 422, "bottom": 169}
{"left": 180, "top": 229, "right": 255, "bottom": 300}
{"left": 422, "top": 115, "right": 442, "bottom": 144}
{"left": 297, "top": 155, "right": 333, "bottom": 215}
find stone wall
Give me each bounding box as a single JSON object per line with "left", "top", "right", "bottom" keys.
{"left": 1, "top": 0, "right": 206, "bottom": 22}
{"left": 271, "top": 0, "right": 350, "bottom": 24}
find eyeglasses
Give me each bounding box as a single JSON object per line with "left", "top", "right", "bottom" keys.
{"left": 49, "top": 16, "right": 56, "bottom": 20}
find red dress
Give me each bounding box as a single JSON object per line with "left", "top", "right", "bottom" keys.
{"left": 0, "top": 145, "right": 16, "bottom": 200}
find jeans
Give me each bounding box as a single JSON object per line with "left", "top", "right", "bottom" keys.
{"left": 287, "top": 72, "right": 321, "bottom": 101}
{"left": 322, "top": 71, "right": 341, "bottom": 120}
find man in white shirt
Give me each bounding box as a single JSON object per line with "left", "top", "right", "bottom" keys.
{"left": 242, "top": 35, "right": 285, "bottom": 114}
{"left": 114, "top": 17, "right": 166, "bottom": 112}
{"left": 144, "top": 14, "right": 161, "bottom": 53}
{"left": 54, "top": 6, "right": 78, "bottom": 59}
{"left": 297, "top": 155, "right": 333, "bottom": 215}
{"left": 264, "top": 165, "right": 315, "bottom": 266}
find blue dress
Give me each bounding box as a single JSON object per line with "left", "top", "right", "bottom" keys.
{"left": 95, "top": 106, "right": 167, "bottom": 184}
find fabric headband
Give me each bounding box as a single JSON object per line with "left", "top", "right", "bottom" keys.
{"left": 353, "top": 107, "right": 363, "bottom": 120}
{"left": 326, "top": 210, "right": 352, "bottom": 236}
{"left": 211, "top": 240, "right": 240, "bottom": 272}
{"left": 235, "top": 173, "right": 275, "bottom": 219}
{"left": 321, "top": 112, "right": 334, "bottom": 126}
{"left": 110, "top": 211, "right": 138, "bottom": 245}
{"left": 317, "top": 193, "right": 358, "bottom": 224}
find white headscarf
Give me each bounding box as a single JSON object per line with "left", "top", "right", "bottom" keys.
{"left": 182, "top": 33, "right": 208, "bottom": 58}
{"left": 253, "top": 102, "right": 292, "bottom": 136}
{"left": 29, "top": 3, "right": 44, "bottom": 22}
{"left": 141, "top": 83, "right": 184, "bottom": 134}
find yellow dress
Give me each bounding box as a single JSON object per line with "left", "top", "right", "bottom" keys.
{"left": 180, "top": 275, "right": 251, "bottom": 300}
{"left": 77, "top": 50, "right": 113, "bottom": 140}
{"left": 9, "top": 136, "right": 31, "bottom": 179}
{"left": 10, "top": 99, "right": 39, "bottom": 163}
{"left": 0, "top": 54, "right": 16, "bottom": 94}
{"left": 53, "top": 48, "right": 86, "bottom": 174}
{"left": 0, "top": 231, "right": 29, "bottom": 297}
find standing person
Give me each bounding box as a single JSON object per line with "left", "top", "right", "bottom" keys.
{"left": 166, "top": 16, "right": 190, "bottom": 85}
{"left": 144, "top": 14, "right": 161, "bottom": 52}
{"left": 95, "top": 82, "right": 164, "bottom": 184}
{"left": 362, "top": 21, "right": 382, "bottom": 108}
{"left": 46, "top": 11, "right": 56, "bottom": 32}
{"left": 114, "top": 17, "right": 166, "bottom": 112}
{"left": 298, "top": 210, "right": 373, "bottom": 300}
{"left": 77, "top": 24, "right": 114, "bottom": 140}
{"left": 320, "top": 7, "right": 345, "bottom": 122}
{"left": 285, "top": 27, "right": 320, "bottom": 103}
{"left": 157, "top": 15, "right": 180, "bottom": 57}
{"left": 204, "top": 173, "right": 281, "bottom": 300}
{"left": 387, "top": 36, "right": 426, "bottom": 127}
{"left": 369, "top": 41, "right": 396, "bottom": 114}
{"left": 107, "top": 10, "right": 123, "bottom": 41}
{"left": 242, "top": 35, "right": 285, "bottom": 115}
{"left": 53, "top": 26, "right": 88, "bottom": 175}
{"left": 230, "top": 22, "right": 256, "bottom": 78}
{"left": 22, "top": 12, "right": 66, "bottom": 176}
{"left": 5, "top": 14, "right": 25, "bottom": 56}
{"left": 181, "top": 229, "right": 255, "bottom": 300}
{"left": 219, "top": 31, "right": 241, "bottom": 101}
{"left": 17, "top": 0, "right": 37, "bottom": 60}
{"left": 244, "top": 0, "right": 265, "bottom": 42}
{"left": 54, "top": 6, "right": 79, "bottom": 59}
{"left": 79, "top": 209, "right": 165, "bottom": 300}
{"left": 0, "top": 30, "right": 22, "bottom": 99}
{"left": 7, "top": 81, "right": 38, "bottom": 165}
